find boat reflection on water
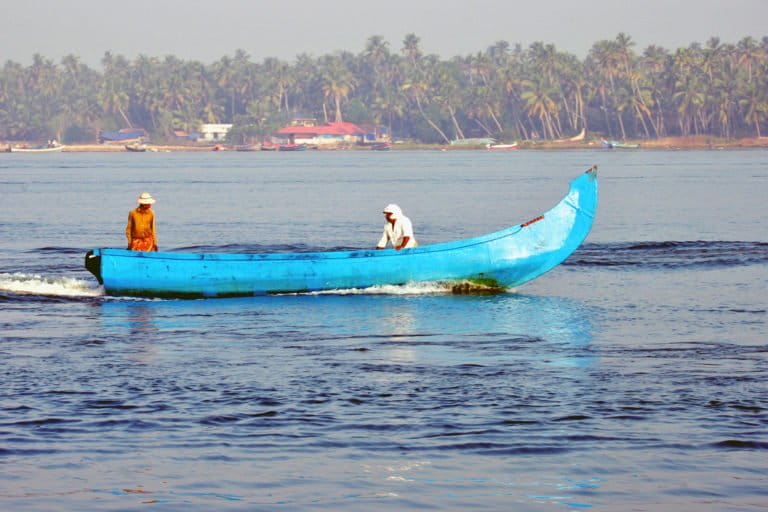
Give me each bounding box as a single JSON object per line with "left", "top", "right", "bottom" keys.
{"left": 372, "top": 292, "right": 596, "bottom": 368}
{"left": 100, "top": 303, "right": 161, "bottom": 364}
{"left": 95, "top": 291, "right": 596, "bottom": 369}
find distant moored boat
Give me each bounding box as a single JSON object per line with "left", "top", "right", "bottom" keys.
{"left": 486, "top": 142, "right": 518, "bottom": 150}
{"left": 235, "top": 144, "right": 260, "bottom": 151}
{"left": 601, "top": 138, "right": 640, "bottom": 149}
{"left": 9, "top": 143, "right": 65, "bottom": 153}
{"left": 278, "top": 143, "right": 307, "bottom": 151}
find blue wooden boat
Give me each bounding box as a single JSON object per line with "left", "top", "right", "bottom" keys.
{"left": 85, "top": 167, "right": 598, "bottom": 298}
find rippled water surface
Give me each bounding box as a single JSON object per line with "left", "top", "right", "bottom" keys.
{"left": 1, "top": 150, "right": 766, "bottom": 510}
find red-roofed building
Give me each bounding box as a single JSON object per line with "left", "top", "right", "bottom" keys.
{"left": 273, "top": 120, "right": 386, "bottom": 147}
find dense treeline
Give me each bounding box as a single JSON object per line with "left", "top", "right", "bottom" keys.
{"left": 1, "top": 33, "right": 767, "bottom": 144}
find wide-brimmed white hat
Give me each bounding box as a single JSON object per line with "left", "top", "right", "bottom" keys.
{"left": 383, "top": 204, "right": 401, "bottom": 214}
{"left": 137, "top": 192, "right": 156, "bottom": 205}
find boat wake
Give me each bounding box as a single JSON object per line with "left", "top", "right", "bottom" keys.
{"left": 296, "top": 280, "right": 508, "bottom": 296}
{"left": 0, "top": 273, "right": 103, "bottom": 299}
{"left": 0, "top": 272, "right": 501, "bottom": 301}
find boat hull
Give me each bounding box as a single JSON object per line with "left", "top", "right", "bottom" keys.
{"left": 86, "top": 168, "right": 598, "bottom": 297}
{"left": 487, "top": 143, "right": 518, "bottom": 150}
{"left": 10, "top": 145, "right": 65, "bottom": 153}
{"left": 601, "top": 139, "right": 639, "bottom": 149}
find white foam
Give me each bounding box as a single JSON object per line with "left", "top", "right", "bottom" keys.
{"left": 0, "top": 273, "right": 103, "bottom": 298}
{"left": 304, "top": 282, "right": 450, "bottom": 295}
{"left": 0, "top": 274, "right": 507, "bottom": 299}
{"left": 296, "top": 281, "right": 509, "bottom": 296}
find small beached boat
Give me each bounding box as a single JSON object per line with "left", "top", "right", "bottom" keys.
{"left": 370, "top": 142, "right": 391, "bottom": 151}
{"left": 450, "top": 137, "right": 497, "bottom": 146}
{"left": 260, "top": 142, "right": 278, "bottom": 151}
{"left": 486, "top": 142, "right": 518, "bottom": 150}
{"left": 278, "top": 143, "right": 307, "bottom": 151}
{"left": 125, "top": 143, "right": 147, "bottom": 152}
{"left": 10, "top": 144, "right": 65, "bottom": 153}
{"left": 85, "top": 167, "right": 598, "bottom": 298}
{"left": 600, "top": 138, "right": 640, "bottom": 149}
{"left": 554, "top": 128, "right": 586, "bottom": 143}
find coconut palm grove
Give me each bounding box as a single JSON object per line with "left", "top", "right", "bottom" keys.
{"left": 1, "top": 33, "right": 767, "bottom": 144}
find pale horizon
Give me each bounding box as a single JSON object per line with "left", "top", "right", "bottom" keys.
{"left": 1, "top": 0, "right": 766, "bottom": 68}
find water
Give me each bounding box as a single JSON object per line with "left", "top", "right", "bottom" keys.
{"left": 1, "top": 150, "right": 766, "bottom": 511}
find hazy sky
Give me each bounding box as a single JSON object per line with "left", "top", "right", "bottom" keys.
{"left": 2, "top": 0, "right": 766, "bottom": 67}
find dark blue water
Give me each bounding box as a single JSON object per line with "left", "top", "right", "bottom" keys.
{"left": 1, "top": 150, "right": 766, "bottom": 510}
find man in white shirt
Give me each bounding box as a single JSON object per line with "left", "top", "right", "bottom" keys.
{"left": 376, "top": 204, "right": 418, "bottom": 250}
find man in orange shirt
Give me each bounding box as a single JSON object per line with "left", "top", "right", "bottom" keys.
{"left": 126, "top": 192, "right": 158, "bottom": 251}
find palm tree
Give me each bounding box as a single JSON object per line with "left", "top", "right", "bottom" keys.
{"left": 320, "top": 55, "right": 358, "bottom": 123}
{"left": 402, "top": 33, "right": 422, "bottom": 67}
{"left": 290, "top": 53, "right": 323, "bottom": 120}
{"left": 614, "top": 33, "right": 636, "bottom": 77}
{"left": 640, "top": 45, "right": 672, "bottom": 137}
{"left": 58, "top": 55, "right": 100, "bottom": 140}
{"left": 25, "top": 54, "right": 62, "bottom": 137}
{"left": 364, "top": 35, "right": 390, "bottom": 74}
{"left": 401, "top": 57, "right": 451, "bottom": 143}
{"left": 1, "top": 60, "right": 35, "bottom": 139}
{"left": 486, "top": 40, "right": 510, "bottom": 67}
{"left": 739, "top": 82, "right": 768, "bottom": 137}
{"left": 261, "top": 57, "right": 295, "bottom": 115}
{"left": 381, "top": 54, "right": 408, "bottom": 138}
{"left": 736, "top": 36, "right": 764, "bottom": 82}
{"left": 433, "top": 61, "right": 466, "bottom": 140}
{"left": 360, "top": 36, "right": 398, "bottom": 135}
{"left": 558, "top": 54, "right": 588, "bottom": 134}
{"left": 213, "top": 55, "right": 237, "bottom": 121}
{"left": 228, "top": 49, "right": 256, "bottom": 117}
{"left": 497, "top": 53, "right": 530, "bottom": 140}
{"left": 701, "top": 37, "right": 723, "bottom": 83}
{"left": 456, "top": 53, "right": 505, "bottom": 137}
{"left": 98, "top": 52, "right": 133, "bottom": 128}
{"left": 587, "top": 40, "right": 623, "bottom": 137}
{"left": 712, "top": 78, "right": 736, "bottom": 138}
{"left": 521, "top": 76, "right": 560, "bottom": 139}
{"left": 673, "top": 74, "right": 705, "bottom": 135}
{"left": 196, "top": 64, "right": 223, "bottom": 124}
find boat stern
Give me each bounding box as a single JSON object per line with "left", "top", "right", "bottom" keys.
{"left": 85, "top": 249, "right": 103, "bottom": 284}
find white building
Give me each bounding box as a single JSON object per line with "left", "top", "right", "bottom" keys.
{"left": 200, "top": 124, "right": 233, "bottom": 142}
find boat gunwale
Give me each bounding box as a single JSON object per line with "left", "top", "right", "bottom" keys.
{"left": 98, "top": 223, "right": 522, "bottom": 263}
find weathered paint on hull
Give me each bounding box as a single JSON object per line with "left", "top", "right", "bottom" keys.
{"left": 86, "top": 168, "right": 598, "bottom": 298}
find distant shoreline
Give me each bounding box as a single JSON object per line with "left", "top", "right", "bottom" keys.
{"left": 4, "top": 136, "right": 768, "bottom": 153}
